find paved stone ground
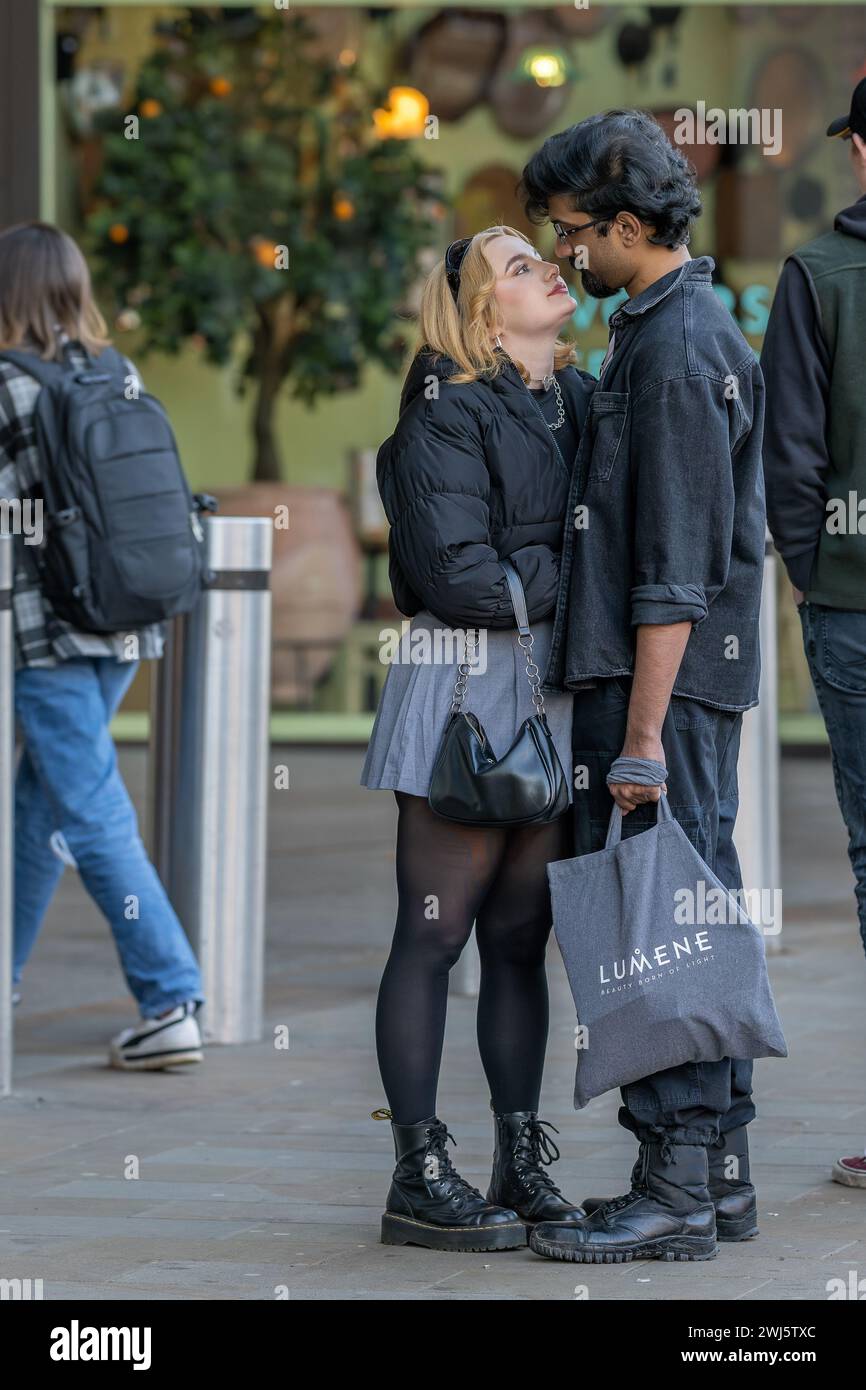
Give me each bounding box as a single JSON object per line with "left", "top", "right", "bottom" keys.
{"left": 1, "top": 748, "right": 865, "bottom": 1301}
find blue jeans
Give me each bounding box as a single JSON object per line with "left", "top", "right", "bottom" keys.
{"left": 800, "top": 602, "right": 866, "bottom": 961}
{"left": 14, "top": 657, "right": 203, "bottom": 1017}
{"left": 572, "top": 678, "right": 756, "bottom": 1145}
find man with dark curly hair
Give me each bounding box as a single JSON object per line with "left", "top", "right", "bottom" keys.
{"left": 517, "top": 110, "right": 769, "bottom": 1264}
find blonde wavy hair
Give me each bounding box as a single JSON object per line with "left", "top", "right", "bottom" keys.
{"left": 418, "top": 225, "right": 577, "bottom": 386}
{"left": 0, "top": 222, "right": 111, "bottom": 360}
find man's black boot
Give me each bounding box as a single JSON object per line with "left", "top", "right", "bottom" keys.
{"left": 708, "top": 1125, "right": 758, "bottom": 1241}
{"left": 529, "top": 1138, "right": 717, "bottom": 1263}
{"left": 486, "top": 1111, "right": 585, "bottom": 1230}
{"left": 582, "top": 1126, "right": 758, "bottom": 1242}
{"left": 379, "top": 1114, "right": 526, "bottom": 1252}
{"left": 580, "top": 1152, "right": 642, "bottom": 1223}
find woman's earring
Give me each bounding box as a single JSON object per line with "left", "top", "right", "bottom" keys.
{"left": 494, "top": 335, "right": 503, "bottom": 350}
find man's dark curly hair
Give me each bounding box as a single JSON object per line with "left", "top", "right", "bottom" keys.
{"left": 518, "top": 109, "right": 702, "bottom": 249}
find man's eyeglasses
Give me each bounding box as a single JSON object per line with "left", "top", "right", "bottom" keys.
{"left": 551, "top": 217, "right": 606, "bottom": 243}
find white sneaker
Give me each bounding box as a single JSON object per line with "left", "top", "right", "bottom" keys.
{"left": 109, "top": 1001, "right": 203, "bottom": 1071}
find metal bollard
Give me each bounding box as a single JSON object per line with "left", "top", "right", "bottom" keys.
{"left": 0, "top": 535, "right": 14, "bottom": 1097}
{"left": 148, "top": 514, "right": 273, "bottom": 1044}
{"left": 735, "top": 536, "right": 782, "bottom": 953}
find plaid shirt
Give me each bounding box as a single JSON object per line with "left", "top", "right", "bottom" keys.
{"left": 0, "top": 341, "right": 165, "bottom": 669}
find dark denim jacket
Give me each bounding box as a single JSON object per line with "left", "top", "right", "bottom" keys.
{"left": 541, "top": 256, "right": 766, "bottom": 712}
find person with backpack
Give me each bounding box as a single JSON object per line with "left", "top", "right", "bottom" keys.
{"left": 0, "top": 221, "right": 205, "bottom": 1070}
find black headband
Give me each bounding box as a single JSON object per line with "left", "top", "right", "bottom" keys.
{"left": 445, "top": 237, "right": 472, "bottom": 304}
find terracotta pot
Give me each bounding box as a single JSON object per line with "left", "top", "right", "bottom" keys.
{"left": 213, "top": 484, "right": 363, "bottom": 707}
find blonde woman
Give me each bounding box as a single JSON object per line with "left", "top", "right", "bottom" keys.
{"left": 361, "top": 226, "right": 595, "bottom": 1250}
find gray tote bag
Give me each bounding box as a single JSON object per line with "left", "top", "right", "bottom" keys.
{"left": 547, "top": 795, "right": 787, "bottom": 1110}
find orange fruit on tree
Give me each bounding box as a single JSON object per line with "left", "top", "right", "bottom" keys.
{"left": 139, "top": 98, "right": 162, "bottom": 119}
{"left": 108, "top": 223, "right": 130, "bottom": 245}
{"left": 252, "top": 239, "right": 280, "bottom": 268}
{"left": 209, "top": 77, "right": 233, "bottom": 97}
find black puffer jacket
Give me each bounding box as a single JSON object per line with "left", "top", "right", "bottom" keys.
{"left": 377, "top": 348, "right": 595, "bottom": 627}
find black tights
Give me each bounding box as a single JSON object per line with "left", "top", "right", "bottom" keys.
{"left": 375, "top": 791, "right": 569, "bottom": 1125}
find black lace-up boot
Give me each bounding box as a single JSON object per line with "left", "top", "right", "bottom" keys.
{"left": 377, "top": 1113, "right": 526, "bottom": 1252}
{"left": 582, "top": 1126, "right": 758, "bottom": 1242}
{"left": 707, "top": 1126, "right": 758, "bottom": 1240}
{"left": 580, "top": 1153, "right": 642, "bottom": 1221}
{"left": 487, "top": 1111, "right": 585, "bottom": 1230}
{"left": 529, "top": 1137, "right": 717, "bottom": 1263}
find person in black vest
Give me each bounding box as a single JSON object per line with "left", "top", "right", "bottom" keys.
{"left": 762, "top": 79, "right": 866, "bottom": 1192}
{"left": 361, "top": 225, "right": 596, "bottom": 1251}
{"left": 0, "top": 223, "right": 204, "bottom": 1069}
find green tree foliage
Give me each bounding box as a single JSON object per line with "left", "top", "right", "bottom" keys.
{"left": 88, "top": 9, "right": 444, "bottom": 480}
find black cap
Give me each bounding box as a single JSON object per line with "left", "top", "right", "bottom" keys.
{"left": 827, "top": 75, "right": 866, "bottom": 140}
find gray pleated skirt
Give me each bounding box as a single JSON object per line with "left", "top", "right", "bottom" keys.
{"left": 359, "top": 608, "right": 574, "bottom": 803}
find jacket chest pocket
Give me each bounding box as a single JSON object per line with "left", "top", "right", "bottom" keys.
{"left": 586, "top": 391, "right": 629, "bottom": 483}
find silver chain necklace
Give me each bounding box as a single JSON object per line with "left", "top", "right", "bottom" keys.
{"left": 497, "top": 341, "right": 565, "bottom": 432}
{"left": 534, "top": 373, "right": 565, "bottom": 431}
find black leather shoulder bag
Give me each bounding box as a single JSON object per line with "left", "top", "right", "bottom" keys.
{"left": 427, "top": 559, "right": 570, "bottom": 827}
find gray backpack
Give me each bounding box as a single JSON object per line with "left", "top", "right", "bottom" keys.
{"left": 0, "top": 344, "right": 208, "bottom": 633}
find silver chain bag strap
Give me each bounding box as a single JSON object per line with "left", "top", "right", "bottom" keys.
{"left": 427, "top": 559, "right": 569, "bottom": 827}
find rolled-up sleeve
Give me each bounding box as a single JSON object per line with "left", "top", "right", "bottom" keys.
{"left": 630, "top": 581, "right": 708, "bottom": 625}
{"left": 629, "top": 374, "right": 737, "bottom": 627}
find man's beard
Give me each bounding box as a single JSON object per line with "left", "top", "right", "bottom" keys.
{"left": 578, "top": 266, "right": 617, "bottom": 299}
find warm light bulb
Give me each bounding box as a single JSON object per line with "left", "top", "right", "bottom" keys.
{"left": 372, "top": 85, "right": 429, "bottom": 138}
{"left": 524, "top": 51, "right": 567, "bottom": 88}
